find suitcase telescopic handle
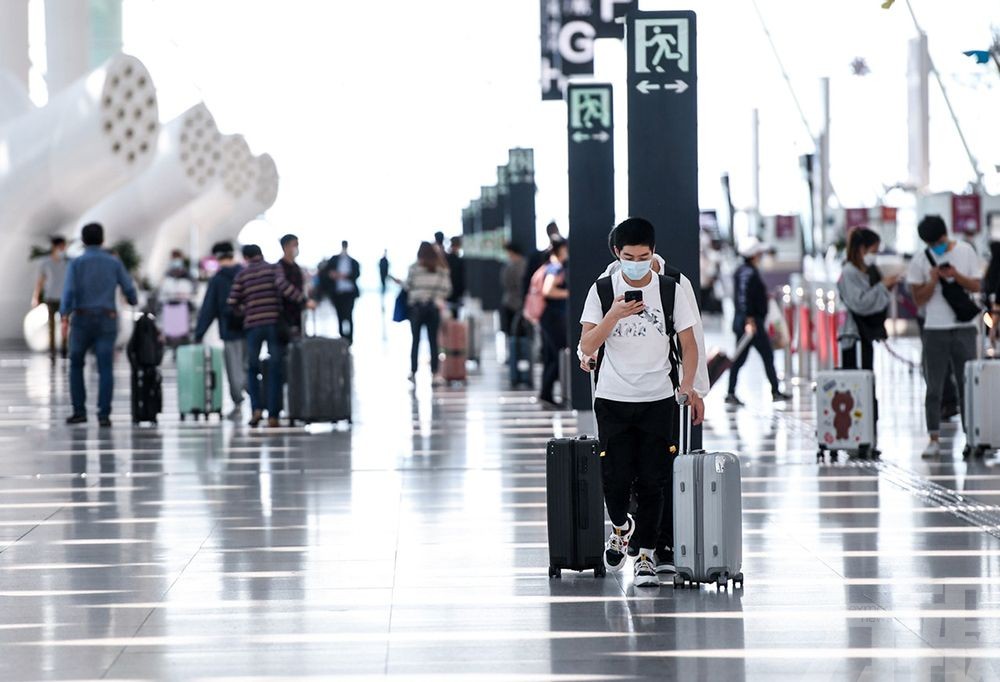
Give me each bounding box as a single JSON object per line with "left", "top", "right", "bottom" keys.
{"left": 677, "top": 392, "right": 693, "bottom": 455}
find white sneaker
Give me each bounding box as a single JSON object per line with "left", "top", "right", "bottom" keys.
{"left": 604, "top": 515, "right": 635, "bottom": 572}
{"left": 921, "top": 440, "right": 941, "bottom": 458}
{"left": 633, "top": 552, "right": 659, "bottom": 587}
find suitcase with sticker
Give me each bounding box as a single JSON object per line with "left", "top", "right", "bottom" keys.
{"left": 814, "top": 369, "right": 876, "bottom": 460}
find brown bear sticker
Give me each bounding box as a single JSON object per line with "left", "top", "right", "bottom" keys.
{"left": 831, "top": 391, "right": 855, "bottom": 440}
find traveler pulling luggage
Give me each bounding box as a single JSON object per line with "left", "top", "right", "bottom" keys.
{"left": 176, "top": 344, "right": 224, "bottom": 420}
{"left": 814, "top": 344, "right": 877, "bottom": 461}
{"left": 706, "top": 333, "right": 752, "bottom": 390}
{"left": 161, "top": 300, "right": 191, "bottom": 346}
{"left": 127, "top": 312, "right": 164, "bottom": 425}
{"left": 964, "top": 314, "right": 1000, "bottom": 458}
{"left": 285, "top": 314, "right": 352, "bottom": 425}
{"left": 546, "top": 435, "right": 607, "bottom": 579}
{"left": 672, "top": 393, "right": 744, "bottom": 589}
{"left": 440, "top": 318, "right": 468, "bottom": 383}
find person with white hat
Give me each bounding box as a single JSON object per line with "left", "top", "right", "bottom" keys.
{"left": 725, "top": 237, "right": 792, "bottom": 406}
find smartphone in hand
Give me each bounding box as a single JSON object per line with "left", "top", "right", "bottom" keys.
{"left": 624, "top": 290, "right": 643, "bottom": 304}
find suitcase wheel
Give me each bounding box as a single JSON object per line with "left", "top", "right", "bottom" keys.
{"left": 548, "top": 566, "right": 561, "bottom": 579}
{"left": 179, "top": 413, "right": 185, "bottom": 422}
{"left": 594, "top": 565, "right": 606, "bottom": 578}
{"left": 672, "top": 574, "right": 686, "bottom": 589}
{"left": 733, "top": 573, "right": 744, "bottom": 589}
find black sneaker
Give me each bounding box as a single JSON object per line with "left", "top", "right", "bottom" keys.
{"left": 724, "top": 394, "right": 744, "bottom": 407}
{"left": 98, "top": 417, "right": 112, "bottom": 428}
{"left": 653, "top": 548, "right": 676, "bottom": 574}
{"left": 65, "top": 414, "right": 87, "bottom": 425}
{"left": 772, "top": 390, "right": 793, "bottom": 401}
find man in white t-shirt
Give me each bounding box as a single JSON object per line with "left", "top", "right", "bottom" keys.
{"left": 906, "top": 215, "right": 982, "bottom": 458}
{"left": 580, "top": 218, "right": 703, "bottom": 588}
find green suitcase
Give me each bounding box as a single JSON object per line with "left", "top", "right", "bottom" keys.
{"left": 176, "top": 344, "right": 223, "bottom": 420}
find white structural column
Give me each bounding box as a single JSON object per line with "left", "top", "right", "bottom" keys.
{"left": 907, "top": 33, "right": 930, "bottom": 192}
{"left": 44, "top": 0, "right": 90, "bottom": 95}
{"left": 750, "top": 108, "right": 760, "bottom": 235}
{"left": 146, "top": 135, "right": 258, "bottom": 281}
{"left": 83, "top": 103, "right": 224, "bottom": 277}
{"left": 0, "top": 53, "right": 160, "bottom": 341}
{"left": 0, "top": 0, "right": 30, "bottom": 87}
{"left": 817, "top": 76, "right": 831, "bottom": 248}
{"left": 204, "top": 153, "right": 279, "bottom": 248}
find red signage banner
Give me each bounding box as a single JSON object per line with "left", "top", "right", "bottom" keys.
{"left": 952, "top": 193, "right": 981, "bottom": 235}
{"left": 846, "top": 208, "right": 869, "bottom": 231}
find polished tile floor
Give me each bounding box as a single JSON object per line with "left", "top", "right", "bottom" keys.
{"left": 1, "top": 299, "right": 999, "bottom": 680}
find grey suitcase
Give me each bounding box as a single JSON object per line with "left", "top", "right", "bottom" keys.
{"left": 965, "top": 360, "right": 1000, "bottom": 457}
{"left": 285, "top": 336, "right": 352, "bottom": 424}
{"left": 672, "top": 396, "right": 743, "bottom": 589}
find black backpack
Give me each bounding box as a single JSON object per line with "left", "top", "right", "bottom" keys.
{"left": 127, "top": 313, "right": 165, "bottom": 368}
{"left": 594, "top": 268, "right": 681, "bottom": 388}
{"left": 925, "top": 248, "right": 980, "bottom": 323}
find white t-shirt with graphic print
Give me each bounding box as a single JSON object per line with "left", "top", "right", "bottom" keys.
{"left": 580, "top": 272, "right": 697, "bottom": 403}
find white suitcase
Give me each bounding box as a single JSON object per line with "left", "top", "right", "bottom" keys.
{"left": 815, "top": 369, "right": 877, "bottom": 459}
{"left": 965, "top": 360, "right": 1000, "bottom": 456}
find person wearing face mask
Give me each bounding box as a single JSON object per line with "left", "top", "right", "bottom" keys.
{"left": 538, "top": 239, "right": 569, "bottom": 406}
{"left": 158, "top": 250, "right": 196, "bottom": 347}
{"left": 278, "top": 234, "right": 307, "bottom": 340}
{"left": 725, "top": 238, "right": 792, "bottom": 406}
{"left": 837, "top": 227, "right": 900, "bottom": 370}
{"left": 580, "top": 218, "right": 703, "bottom": 587}
{"left": 906, "top": 215, "right": 983, "bottom": 458}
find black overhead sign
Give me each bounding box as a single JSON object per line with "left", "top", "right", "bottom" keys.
{"left": 566, "top": 83, "right": 615, "bottom": 411}
{"left": 540, "top": 0, "right": 636, "bottom": 100}
{"left": 626, "top": 10, "right": 699, "bottom": 286}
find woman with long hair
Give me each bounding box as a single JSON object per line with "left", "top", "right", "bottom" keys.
{"left": 404, "top": 241, "right": 452, "bottom": 383}
{"left": 837, "top": 227, "right": 900, "bottom": 370}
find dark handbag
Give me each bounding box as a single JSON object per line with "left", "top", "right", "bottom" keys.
{"left": 925, "top": 249, "right": 980, "bottom": 323}
{"left": 851, "top": 266, "right": 890, "bottom": 343}
{"left": 392, "top": 289, "right": 409, "bottom": 323}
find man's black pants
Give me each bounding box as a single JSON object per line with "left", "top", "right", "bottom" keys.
{"left": 595, "top": 396, "right": 678, "bottom": 552}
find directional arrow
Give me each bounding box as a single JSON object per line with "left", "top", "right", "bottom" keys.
{"left": 572, "top": 131, "right": 612, "bottom": 143}
{"left": 636, "top": 79, "right": 689, "bottom": 95}
{"left": 636, "top": 80, "right": 660, "bottom": 95}
{"left": 664, "top": 79, "right": 689, "bottom": 94}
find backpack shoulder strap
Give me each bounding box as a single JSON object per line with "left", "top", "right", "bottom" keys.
{"left": 658, "top": 274, "right": 677, "bottom": 336}
{"left": 596, "top": 276, "right": 614, "bottom": 316}
{"left": 593, "top": 276, "right": 615, "bottom": 386}
{"left": 658, "top": 274, "right": 681, "bottom": 388}
{"left": 661, "top": 264, "right": 681, "bottom": 283}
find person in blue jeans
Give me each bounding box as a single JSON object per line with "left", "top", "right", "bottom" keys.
{"left": 227, "top": 244, "right": 312, "bottom": 427}
{"left": 60, "top": 223, "right": 138, "bottom": 427}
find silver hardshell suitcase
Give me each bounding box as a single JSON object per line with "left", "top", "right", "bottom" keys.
{"left": 965, "top": 360, "right": 1000, "bottom": 457}
{"left": 672, "top": 396, "right": 743, "bottom": 589}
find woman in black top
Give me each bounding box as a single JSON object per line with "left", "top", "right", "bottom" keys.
{"left": 726, "top": 240, "right": 791, "bottom": 406}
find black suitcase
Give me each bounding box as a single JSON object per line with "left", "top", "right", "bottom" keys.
{"left": 546, "top": 436, "right": 606, "bottom": 578}
{"left": 286, "top": 337, "right": 352, "bottom": 424}
{"left": 131, "top": 366, "right": 161, "bottom": 425}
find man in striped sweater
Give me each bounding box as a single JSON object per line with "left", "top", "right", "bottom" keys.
{"left": 228, "top": 244, "right": 314, "bottom": 427}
